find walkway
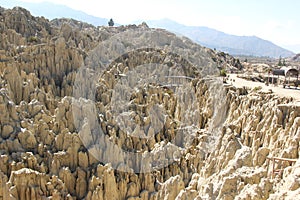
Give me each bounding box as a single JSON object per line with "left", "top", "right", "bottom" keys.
{"left": 228, "top": 74, "right": 300, "bottom": 101}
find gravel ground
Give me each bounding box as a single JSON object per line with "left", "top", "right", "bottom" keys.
{"left": 228, "top": 74, "right": 300, "bottom": 102}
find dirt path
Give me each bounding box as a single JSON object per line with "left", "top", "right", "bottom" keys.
{"left": 228, "top": 74, "right": 300, "bottom": 101}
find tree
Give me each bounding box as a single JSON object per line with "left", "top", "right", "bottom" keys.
{"left": 283, "top": 59, "right": 287, "bottom": 66}
{"left": 278, "top": 56, "right": 283, "bottom": 66}
{"left": 108, "top": 18, "right": 114, "bottom": 27}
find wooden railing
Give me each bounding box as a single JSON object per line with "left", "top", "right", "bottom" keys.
{"left": 267, "top": 157, "right": 298, "bottom": 178}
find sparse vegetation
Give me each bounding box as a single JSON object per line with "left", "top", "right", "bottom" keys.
{"left": 278, "top": 56, "right": 287, "bottom": 66}
{"left": 278, "top": 56, "right": 283, "bottom": 66}
{"left": 253, "top": 86, "right": 262, "bottom": 91}
{"left": 108, "top": 18, "right": 114, "bottom": 27}
{"left": 219, "top": 68, "right": 227, "bottom": 77}
{"left": 1, "top": 5, "right": 300, "bottom": 200}
{"left": 27, "top": 36, "right": 38, "bottom": 43}
{"left": 220, "top": 69, "right": 227, "bottom": 83}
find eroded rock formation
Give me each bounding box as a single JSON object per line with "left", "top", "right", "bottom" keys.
{"left": 0, "top": 6, "right": 299, "bottom": 200}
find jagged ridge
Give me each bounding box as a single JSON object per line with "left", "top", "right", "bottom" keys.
{"left": 0, "top": 6, "right": 300, "bottom": 200}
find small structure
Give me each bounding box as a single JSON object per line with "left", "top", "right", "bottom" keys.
{"left": 272, "top": 67, "right": 299, "bottom": 88}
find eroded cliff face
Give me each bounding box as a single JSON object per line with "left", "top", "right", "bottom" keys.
{"left": 0, "top": 6, "right": 299, "bottom": 200}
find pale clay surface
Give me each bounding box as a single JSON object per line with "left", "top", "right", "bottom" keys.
{"left": 0, "top": 6, "right": 300, "bottom": 200}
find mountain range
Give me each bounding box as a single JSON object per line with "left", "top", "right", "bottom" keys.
{"left": 1, "top": 0, "right": 295, "bottom": 58}
{"left": 142, "top": 19, "right": 295, "bottom": 58}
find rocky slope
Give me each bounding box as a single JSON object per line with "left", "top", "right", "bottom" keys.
{"left": 0, "top": 6, "right": 299, "bottom": 200}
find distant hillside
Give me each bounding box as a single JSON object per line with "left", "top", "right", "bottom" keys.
{"left": 144, "top": 19, "right": 295, "bottom": 58}
{"left": 1, "top": 1, "right": 294, "bottom": 58}
{"left": 283, "top": 44, "right": 300, "bottom": 54}
{"left": 1, "top": 0, "right": 108, "bottom": 26}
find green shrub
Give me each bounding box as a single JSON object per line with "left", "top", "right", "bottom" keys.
{"left": 253, "top": 86, "right": 262, "bottom": 91}
{"left": 220, "top": 69, "right": 227, "bottom": 77}
{"left": 28, "top": 36, "right": 38, "bottom": 43}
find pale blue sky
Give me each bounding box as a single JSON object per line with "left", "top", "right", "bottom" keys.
{"left": 2, "top": 0, "right": 300, "bottom": 52}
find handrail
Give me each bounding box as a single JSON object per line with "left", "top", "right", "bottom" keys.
{"left": 266, "top": 157, "right": 298, "bottom": 179}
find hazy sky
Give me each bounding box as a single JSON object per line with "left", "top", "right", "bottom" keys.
{"left": 3, "top": 0, "right": 300, "bottom": 52}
